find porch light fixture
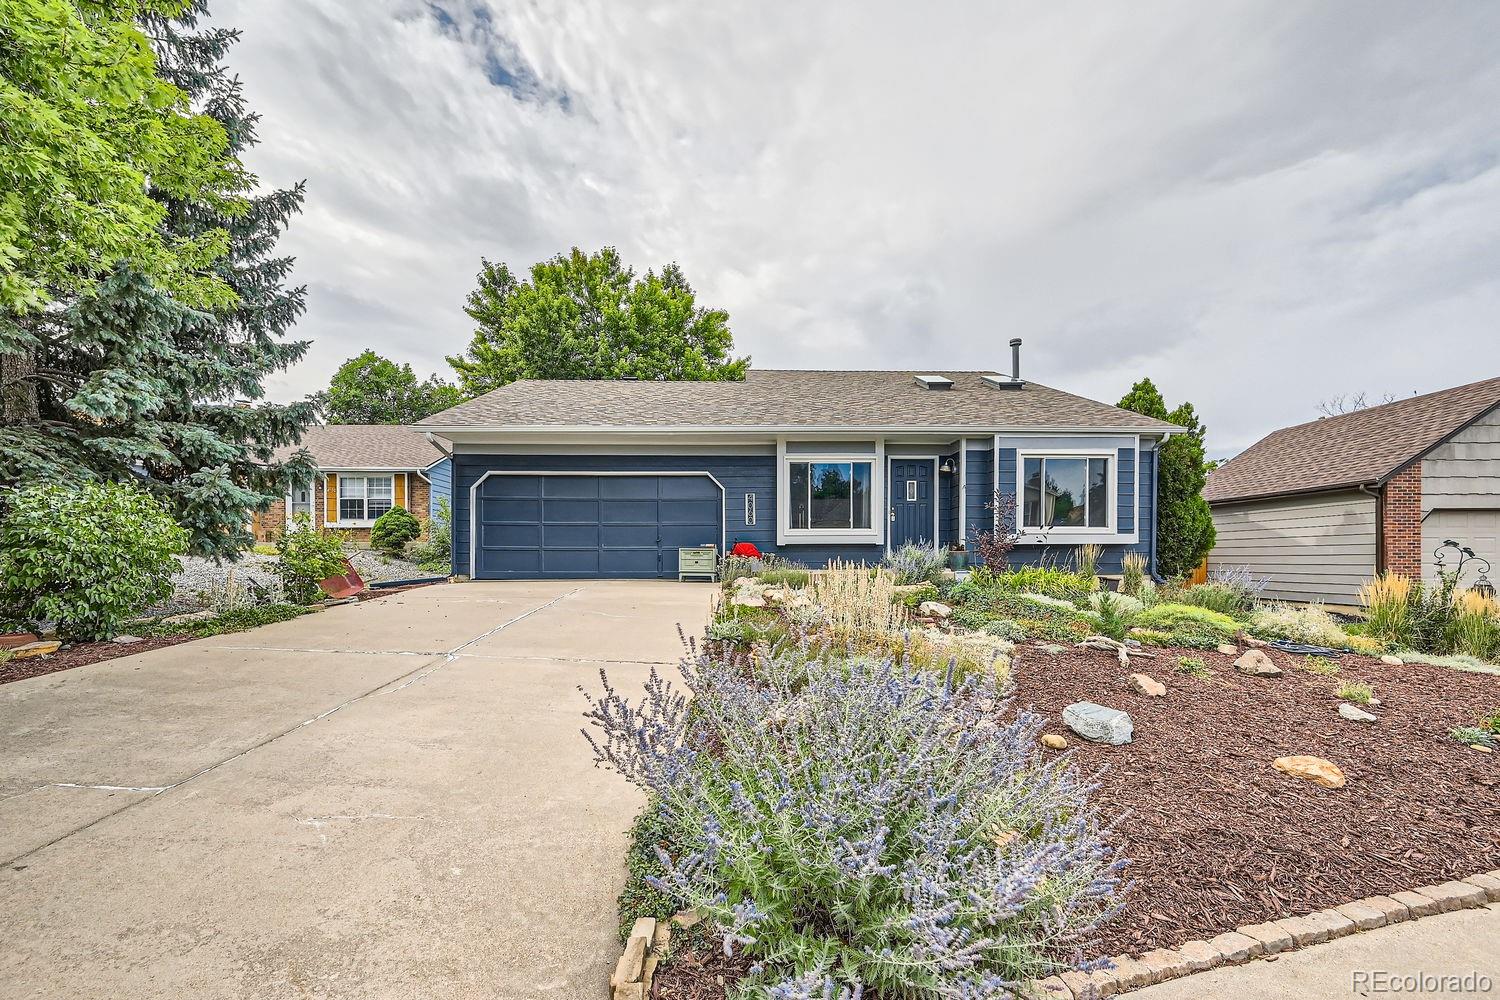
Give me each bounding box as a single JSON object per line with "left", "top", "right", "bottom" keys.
{"left": 939, "top": 459, "right": 956, "bottom": 474}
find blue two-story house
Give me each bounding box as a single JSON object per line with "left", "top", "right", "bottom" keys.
{"left": 416, "top": 351, "right": 1180, "bottom": 580}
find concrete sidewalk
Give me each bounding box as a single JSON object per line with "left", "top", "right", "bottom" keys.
{"left": 1132, "top": 903, "right": 1499, "bottom": 998}
{"left": 0, "top": 581, "right": 714, "bottom": 1000}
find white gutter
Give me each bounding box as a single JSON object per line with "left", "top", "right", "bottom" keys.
{"left": 418, "top": 423, "right": 1180, "bottom": 437}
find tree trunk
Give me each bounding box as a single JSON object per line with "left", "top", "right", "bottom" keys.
{"left": 1, "top": 348, "right": 40, "bottom": 425}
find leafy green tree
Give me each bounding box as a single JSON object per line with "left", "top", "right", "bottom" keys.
{"left": 0, "top": 2, "right": 317, "bottom": 560}
{"left": 320, "top": 349, "right": 463, "bottom": 424}
{"left": 449, "top": 247, "right": 749, "bottom": 396}
{"left": 1118, "top": 378, "right": 1216, "bottom": 578}
{"left": 0, "top": 0, "right": 235, "bottom": 312}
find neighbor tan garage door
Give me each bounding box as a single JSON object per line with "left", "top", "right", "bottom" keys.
{"left": 1423, "top": 508, "right": 1500, "bottom": 588}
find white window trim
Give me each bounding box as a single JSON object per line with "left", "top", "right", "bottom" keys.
{"left": 885, "top": 455, "right": 942, "bottom": 554}
{"left": 1015, "top": 448, "right": 1119, "bottom": 542}
{"left": 329, "top": 473, "right": 396, "bottom": 528}
{"left": 775, "top": 440, "right": 886, "bottom": 546}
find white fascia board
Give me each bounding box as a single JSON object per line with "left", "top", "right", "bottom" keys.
{"left": 421, "top": 424, "right": 1181, "bottom": 438}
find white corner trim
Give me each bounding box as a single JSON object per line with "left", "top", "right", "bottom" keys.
{"left": 465, "top": 470, "right": 726, "bottom": 579}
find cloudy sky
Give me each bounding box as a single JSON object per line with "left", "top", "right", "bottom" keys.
{"left": 216, "top": 0, "right": 1500, "bottom": 456}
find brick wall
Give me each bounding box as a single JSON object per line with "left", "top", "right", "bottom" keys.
{"left": 250, "top": 473, "right": 432, "bottom": 548}
{"left": 1380, "top": 463, "right": 1422, "bottom": 578}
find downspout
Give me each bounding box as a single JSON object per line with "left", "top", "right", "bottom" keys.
{"left": 1358, "top": 482, "right": 1382, "bottom": 576}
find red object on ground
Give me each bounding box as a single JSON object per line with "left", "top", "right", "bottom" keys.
{"left": 731, "top": 542, "right": 761, "bottom": 558}
{"left": 318, "top": 559, "right": 367, "bottom": 599}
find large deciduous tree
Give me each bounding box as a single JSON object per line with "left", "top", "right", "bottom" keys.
{"left": 0, "top": 1, "right": 318, "bottom": 560}
{"left": 320, "top": 349, "right": 463, "bottom": 424}
{"left": 448, "top": 247, "right": 749, "bottom": 396}
{"left": 1118, "top": 378, "right": 1216, "bottom": 579}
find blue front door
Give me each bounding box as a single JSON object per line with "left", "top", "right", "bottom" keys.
{"left": 889, "top": 459, "right": 935, "bottom": 549}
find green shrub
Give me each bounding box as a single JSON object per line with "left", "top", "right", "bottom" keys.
{"left": 1120, "top": 552, "right": 1147, "bottom": 597}
{"left": 994, "top": 566, "right": 1096, "bottom": 605}
{"left": 1177, "top": 582, "right": 1255, "bottom": 620}
{"left": 1450, "top": 725, "right": 1496, "bottom": 748}
{"left": 272, "top": 515, "right": 348, "bottom": 604}
{"left": 404, "top": 497, "right": 452, "bottom": 573}
{"left": 141, "top": 603, "right": 310, "bottom": 638}
{"left": 251, "top": 542, "right": 278, "bottom": 556}
{"left": 615, "top": 796, "right": 687, "bottom": 942}
{"left": 1302, "top": 655, "right": 1340, "bottom": 676}
{"left": 758, "top": 567, "right": 811, "bottom": 588}
{"left": 0, "top": 482, "right": 187, "bottom": 640}
{"left": 1133, "top": 603, "right": 1239, "bottom": 647}
{"left": 897, "top": 582, "right": 941, "bottom": 609}
{"left": 370, "top": 505, "right": 422, "bottom": 555}
{"left": 1449, "top": 591, "right": 1500, "bottom": 661}
{"left": 1093, "top": 592, "right": 1135, "bottom": 641}
{"left": 1130, "top": 627, "right": 1174, "bottom": 646}
{"left": 1176, "top": 656, "right": 1209, "bottom": 679}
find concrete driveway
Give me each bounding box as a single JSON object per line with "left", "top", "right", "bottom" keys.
{"left": 0, "top": 580, "right": 714, "bottom": 1000}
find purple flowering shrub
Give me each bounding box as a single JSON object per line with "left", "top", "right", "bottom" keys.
{"left": 582, "top": 646, "right": 1125, "bottom": 998}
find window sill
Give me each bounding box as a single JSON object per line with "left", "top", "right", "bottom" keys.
{"left": 780, "top": 530, "right": 883, "bottom": 547}
{"left": 327, "top": 521, "right": 377, "bottom": 529}
{"left": 1016, "top": 530, "right": 1136, "bottom": 545}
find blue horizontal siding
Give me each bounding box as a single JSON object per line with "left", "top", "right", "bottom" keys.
{"left": 964, "top": 447, "right": 993, "bottom": 544}
{"left": 426, "top": 458, "right": 452, "bottom": 521}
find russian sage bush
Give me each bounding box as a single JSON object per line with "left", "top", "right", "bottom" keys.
{"left": 582, "top": 647, "right": 1124, "bottom": 998}
{"left": 883, "top": 543, "right": 950, "bottom": 586}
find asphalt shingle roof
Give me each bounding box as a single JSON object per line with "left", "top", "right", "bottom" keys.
{"left": 416, "top": 370, "right": 1180, "bottom": 433}
{"left": 1204, "top": 376, "right": 1500, "bottom": 504}
{"left": 272, "top": 425, "right": 447, "bottom": 470}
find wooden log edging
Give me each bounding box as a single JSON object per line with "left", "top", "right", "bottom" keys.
{"left": 1031, "top": 870, "right": 1500, "bottom": 998}
{"left": 606, "top": 874, "right": 1500, "bottom": 999}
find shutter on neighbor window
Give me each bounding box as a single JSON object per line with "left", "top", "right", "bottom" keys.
{"left": 325, "top": 474, "right": 338, "bottom": 523}
{"left": 395, "top": 473, "right": 407, "bottom": 510}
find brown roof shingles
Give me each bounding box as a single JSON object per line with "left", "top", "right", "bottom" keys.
{"left": 415, "top": 370, "right": 1181, "bottom": 432}
{"left": 1204, "top": 376, "right": 1500, "bottom": 504}
{"left": 272, "top": 425, "right": 446, "bottom": 470}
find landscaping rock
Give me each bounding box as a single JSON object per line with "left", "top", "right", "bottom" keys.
{"left": 112, "top": 635, "right": 145, "bottom": 644}
{"left": 1207, "top": 931, "right": 1263, "bottom": 963}
{"left": 1136, "top": 948, "right": 1190, "bottom": 983}
{"left": 11, "top": 640, "right": 61, "bottom": 660}
{"left": 1129, "top": 673, "right": 1166, "bottom": 697}
{"left": 1464, "top": 872, "right": 1500, "bottom": 902}
{"left": 1272, "top": 755, "right": 1346, "bottom": 789}
{"left": 1035, "top": 643, "right": 1068, "bottom": 655}
{"left": 670, "top": 909, "right": 703, "bottom": 929}
{"left": 1234, "top": 648, "right": 1282, "bottom": 676}
{"left": 1338, "top": 703, "right": 1378, "bottom": 722}
{"left": 1357, "top": 895, "right": 1411, "bottom": 924}
{"left": 1415, "top": 881, "right": 1488, "bottom": 911}
{"left": 1041, "top": 733, "right": 1069, "bottom": 749}
{"left": 1238, "top": 632, "right": 1268, "bottom": 647}
{"left": 1101, "top": 954, "right": 1155, "bottom": 991}
{"left": 918, "top": 601, "right": 953, "bottom": 619}
{"left": 1237, "top": 921, "right": 1293, "bottom": 954}
{"left": 1176, "top": 939, "right": 1220, "bottom": 972}
{"left": 1062, "top": 702, "right": 1134, "bottom": 745}
{"left": 1380, "top": 654, "right": 1404, "bottom": 666}
{"left": 1334, "top": 899, "right": 1391, "bottom": 931}
{"left": 1216, "top": 643, "right": 1239, "bottom": 656}
{"left": 1033, "top": 976, "right": 1073, "bottom": 999}
{"left": 611, "top": 936, "right": 646, "bottom": 989}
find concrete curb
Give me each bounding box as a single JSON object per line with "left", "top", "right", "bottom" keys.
{"left": 1030, "top": 870, "right": 1500, "bottom": 998}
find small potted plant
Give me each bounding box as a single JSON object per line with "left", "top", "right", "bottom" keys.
{"left": 948, "top": 542, "right": 968, "bottom": 571}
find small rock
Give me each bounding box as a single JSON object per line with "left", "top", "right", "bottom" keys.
{"left": 112, "top": 635, "right": 145, "bottom": 645}
{"left": 1238, "top": 632, "right": 1269, "bottom": 648}
{"left": 939, "top": 568, "right": 957, "bottom": 581}
{"left": 670, "top": 909, "right": 703, "bottom": 928}
{"left": 1380, "top": 654, "right": 1404, "bottom": 666}
{"left": 1472, "top": 744, "right": 1494, "bottom": 754}
{"left": 1041, "top": 733, "right": 1069, "bottom": 749}
{"left": 11, "top": 640, "right": 61, "bottom": 660}
{"left": 1234, "top": 648, "right": 1282, "bottom": 677}
{"left": 1338, "top": 703, "right": 1377, "bottom": 723}
{"left": 1035, "top": 643, "right": 1068, "bottom": 655}
{"left": 729, "top": 594, "right": 767, "bottom": 608}
{"left": 1272, "top": 755, "right": 1346, "bottom": 789}
{"left": 918, "top": 601, "right": 953, "bottom": 619}
{"left": 1129, "top": 673, "right": 1167, "bottom": 697}
{"left": 1062, "top": 702, "right": 1134, "bottom": 745}
{"left": 1217, "top": 643, "right": 1239, "bottom": 656}
{"left": 992, "top": 829, "right": 1019, "bottom": 848}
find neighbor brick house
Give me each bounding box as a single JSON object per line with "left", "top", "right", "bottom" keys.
{"left": 1204, "top": 377, "right": 1500, "bottom": 605}
{"left": 252, "top": 425, "right": 451, "bottom": 547}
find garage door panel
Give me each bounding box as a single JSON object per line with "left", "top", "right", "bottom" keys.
{"left": 474, "top": 473, "right": 722, "bottom": 579}
{"left": 1424, "top": 508, "right": 1500, "bottom": 587}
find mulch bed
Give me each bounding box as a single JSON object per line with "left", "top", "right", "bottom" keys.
{"left": 1012, "top": 642, "right": 1500, "bottom": 959}
{"left": 649, "top": 640, "right": 1500, "bottom": 994}
{"left": 653, "top": 927, "right": 757, "bottom": 1000}
{"left": 0, "top": 636, "right": 193, "bottom": 685}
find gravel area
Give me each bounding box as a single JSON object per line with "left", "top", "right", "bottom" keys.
{"left": 147, "top": 550, "right": 440, "bottom": 617}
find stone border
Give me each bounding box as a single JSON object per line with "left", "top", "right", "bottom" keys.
{"left": 610, "top": 912, "right": 693, "bottom": 1000}
{"left": 1031, "top": 871, "right": 1500, "bottom": 998}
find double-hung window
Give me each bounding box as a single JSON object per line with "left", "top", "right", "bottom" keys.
{"left": 1022, "top": 456, "right": 1110, "bottom": 530}
{"left": 788, "top": 461, "right": 873, "bottom": 530}
{"left": 338, "top": 475, "right": 394, "bottom": 522}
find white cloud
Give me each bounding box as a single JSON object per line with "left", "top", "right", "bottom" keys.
{"left": 216, "top": 0, "right": 1500, "bottom": 454}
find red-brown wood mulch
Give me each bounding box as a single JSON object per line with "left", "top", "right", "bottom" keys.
{"left": 0, "top": 636, "right": 194, "bottom": 685}
{"left": 650, "top": 642, "right": 1499, "bottom": 994}
{"left": 1013, "top": 643, "right": 1500, "bottom": 959}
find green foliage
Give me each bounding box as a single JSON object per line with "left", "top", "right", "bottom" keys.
{"left": 271, "top": 515, "right": 347, "bottom": 604}
{"left": 883, "top": 543, "right": 950, "bottom": 586}
{"left": 1302, "top": 655, "right": 1340, "bottom": 676}
{"left": 1175, "top": 656, "right": 1209, "bottom": 679}
{"left": 1130, "top": 627, "right": 1174, "bottom": 646}
{"left": 1093, "top": 592, "right": 1134, "bottom": 641}
{"left": 1177, "top": 582, "right": 1255, "bottom": 620}
{"left": 251, "top": 543, "right": 278, "bottom": 556}
{"left": 0, "top": 481, "right": 187, "bottom": 639}
{"left": 1449, "top": 726, "right": 1496, "bottom": 749}
{"left": 616, "top": 796, "right": 687, "bottom": 943}
{"left": 1133, "top": 602, "right": 1239, "bottom": 648}
{"left": 757, "top": 567, "right": 810, "bottom": 588}
{"left": 1120, "top": 552, "right": 1147, "bottom": 598}
{"left": 405, "top": 497, "right": 452, "bottom": 572}
{"left": 995, "top": 566, "right": 1097, "bottom": 604}
{"left": 898, "top": 582, "right": 941, "bottom": 609}
{"left": 140, "top": 602, "right": 309, "bottom": 638}
{"left": 2, "top": 4, "right": 317, "bottom": 558}
{"left": 449, "top": 247, "right": 749, "bottom": 396}
{"left": 1117, "top": 378, "right": 1215, "bottom": 577}
{"left": 1337, "top": 681, "right": 1375, "bottom": 705}
{"left": 706, "top": 604, "right": 788, "bottom": 647}
{"left": 0, "top": 0, "right": 237, "bottom": 312}
{"left": 319, "top": 349, "right": 463, "bottom": 424}
{"left": 370, "top": 505, "right": 422, "bottom": 556}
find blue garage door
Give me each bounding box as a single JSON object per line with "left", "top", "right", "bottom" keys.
{"left": 474, "top": 474, "right": 722, "bottom": 579}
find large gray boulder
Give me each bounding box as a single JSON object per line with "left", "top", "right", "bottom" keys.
{"left": 1062, "top": 702, "right": 1134, "bottom": 745}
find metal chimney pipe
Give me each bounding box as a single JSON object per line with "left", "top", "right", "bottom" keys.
{"left": 1009, "top": 338, "right": 1022, "bottom": 381}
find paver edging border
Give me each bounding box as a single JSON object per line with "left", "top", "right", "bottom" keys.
{"left": 1029, "top": 870, "right": 1500, "bottom": 998}
{"left": 606, "top": 873, "right": 1500, "bottom": 999}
